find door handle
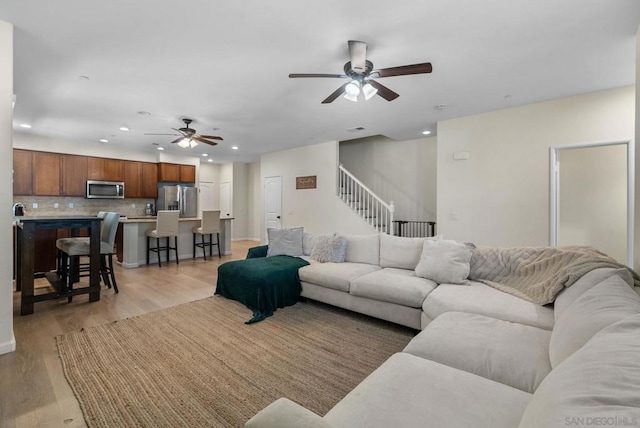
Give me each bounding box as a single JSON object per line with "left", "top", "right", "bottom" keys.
{"left": 276, "top": 216, "right": 281, "bottom": 219}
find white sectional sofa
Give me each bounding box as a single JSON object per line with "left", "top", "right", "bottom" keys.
{"left": 246, "top": 233, "right": 640, "bottom": 428}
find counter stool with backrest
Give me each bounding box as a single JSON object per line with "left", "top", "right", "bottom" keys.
{"left": 56, "top": 211, "right": 120, "bottom": 301}
{"left": 193, "top": 210, "right": 221, "bottom": 260}
{"left": 146, "top": 210, "right": 180, "bottom": 267}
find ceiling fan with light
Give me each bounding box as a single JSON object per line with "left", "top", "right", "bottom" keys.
{"left": 289, "top": 40, "right": 433, "bottom": 104}
{"left": 144, "top": 118, "right": 223, "bottom": 148}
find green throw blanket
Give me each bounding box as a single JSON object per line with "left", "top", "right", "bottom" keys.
{"left": 215, "top": 252, "right": 309, "bottom": 324}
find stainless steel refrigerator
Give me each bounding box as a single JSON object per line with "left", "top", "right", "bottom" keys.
{"left": 157, "top": 185, "right": 198, "bottom": 218}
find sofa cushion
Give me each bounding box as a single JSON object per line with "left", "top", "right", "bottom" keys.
{"left": 554, "top": 267, "right": 633, "bottom": 319}
{"left": 423, "top": 281, "right": 555, "bottom": 330}
{"left": 350, "top": 268, "right": 437, "bottom": 308}
{"left": 415, "top": 239, "right": 474, "bottom": 284}
{"left": 519, "top": 315, "right": 640, "bottom": 428}
{"left": 549, "top": 275, "right": 640, "bottom": 368}
{"left": 344, "top": 234, "right": 380, "bottom": 265}
{"left": 310, "top": 233, "right": 347, "bottom": 263}
{"left": 404, "top": 312, "right": 552, "bottom": 393}
{"left": 302, "top": 232, "right": 317, "bottom": 256}
{"left": 298, "top": 262, "right": 380, "bottom": 292}
{"left": 324, "top": 353, "right": 531, "bottom": 428}
{"left": 379, "top": 234, "right": 428, "bottom": 270}
{"left": 267, "top": 227, "right": 304, "bottom": 257}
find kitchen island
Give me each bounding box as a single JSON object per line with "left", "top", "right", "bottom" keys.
{"left": 117, "top": 216, "right": 234, "bottom": 268}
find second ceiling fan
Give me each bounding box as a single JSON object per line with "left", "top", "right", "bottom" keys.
{"left": 289, "top": 40, "right": 433, "bottom": 104}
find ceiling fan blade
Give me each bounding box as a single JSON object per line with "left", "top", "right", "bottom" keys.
{"left": 321, "top": 82, "right": 350, "bottom": 104}
{"left": 289, "top": 73, "right": 348, "bottom": 78}
{"left": 171, "top": 127, "right": 188, "bottom": 135}
{"left": 348, "top": 40, "right": 367, "bottom": 73}
{"left": 372, "top": 62, "right": 433, "bottom": 78}
{"left": 193, "top": 136, "right": 218, "bottom": 146}
{"left": 169, "top": 137, "right": 185, "bottom": 144}
{"left": 144, "top": 133, "right": 180, "bottom": 136}
{"left": 367, "top": 80, "right": 399, "bottom": 101}
{"left": 198, "top": 134, "right": 223, "bottom": 140}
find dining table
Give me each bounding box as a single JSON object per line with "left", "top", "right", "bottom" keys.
{"left": 15, "top": 215, "right": 102, "bottom": 315}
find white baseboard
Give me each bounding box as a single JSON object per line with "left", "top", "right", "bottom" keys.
{"left": 232, "top": 237, "right": 260, "bottom": 242}
{"left": 0, "top": 333, "right": 16, "bottom": 355}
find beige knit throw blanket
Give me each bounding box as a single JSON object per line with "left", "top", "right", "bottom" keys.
{"left": 468, "top": 246, "right": 640, "bottom": 305}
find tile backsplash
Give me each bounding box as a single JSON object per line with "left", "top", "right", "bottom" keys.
{"left": 13, "top": 197, "right": 155, "bottom": 217}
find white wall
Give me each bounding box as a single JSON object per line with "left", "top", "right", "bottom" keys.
{"left": 247, "top": 162, "right": 261, "bottom": 240}
{"left": 339, "top": 135, "right": 437, "bottom": 221}
{"left": 437, "top": 85, "right": 635, "bottom": 247}
{"left": 232, "top": 163, "right": 249, "bottom": 239}
{"left": 635, "top": 28, "right": 640, "bottom": 271}
{"left": 260, "top": 140, "right": 380, "bottom": 241}
{"left": 558, "top": 144, "right": 627, "bottom": 263}
{"left": 0, "top": 21, "right": 15, "bottom": 354}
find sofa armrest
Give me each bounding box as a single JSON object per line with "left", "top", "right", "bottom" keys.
{"left": 245, "top": 398, "right": 334, "bottom": 428}
{"left": 246, "top": 245, "right": 269, "bottom": 259}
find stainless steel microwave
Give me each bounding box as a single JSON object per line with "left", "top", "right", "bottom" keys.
{"left": 86, "top": 180, "right": 125, "bottom": 199}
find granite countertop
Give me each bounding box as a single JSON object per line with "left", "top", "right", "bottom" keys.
{"left": 119, "top": 216, "right": 234, "bottom": 224}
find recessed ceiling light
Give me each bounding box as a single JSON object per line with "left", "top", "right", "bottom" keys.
{"left": 99, "top": 139, "right": 108, "bottom": 143}
{"left": 157, "top": 147, "right": 164, "bottom": 151}
{"left": 119, "top": 126, "right": 130, "bottom": 131}
{"left": 201, "top": 153, "right": 208, "bottom": 157}
{"left": 434, "top": 104, "right": 448, "bottom": 110}
{"left": 207, "top": 159, "right": 213, "bottom": 162}
{"left": 19, "top": 123, "right": 32, "bottom": 129}
{"left": 231, "top": 146, "right": 238, "bottom": 150}
{"left": 137, "top": 111, "right": 151, "bottom": 116}
{"left": 422, "top": 130, "right": 431, "bottom": 135}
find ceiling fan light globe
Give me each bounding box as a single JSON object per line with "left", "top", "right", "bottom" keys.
{"left": 177, "top": 138, "right": 190, "bottom": 148}
{"left": 362, "top": 82, "right": 378, "bottom": 100}
{"left": 345, "top": 81, "right": 360, "bottom": 96}
{"left": 189, "top": 140, "right": 198, "bottom": 148}
{"left": 343, "top": 92, "right": 358, "bottom": 102}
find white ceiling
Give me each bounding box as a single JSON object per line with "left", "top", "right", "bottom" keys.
{"left": 2, "top": 0, "right": 639, "bottom": 163}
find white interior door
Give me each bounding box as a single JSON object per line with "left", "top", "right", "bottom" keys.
{"left": 550, "top": 140, "right": 634, "bottom": 265}
{"left": 199, "top": 181, "right": 215, "bottom": 216}
{"left": 264, "top": 176, "right": 282, "bottom": 238}
{"left": 220, "top": 182, "right": 232, "bottom": 217}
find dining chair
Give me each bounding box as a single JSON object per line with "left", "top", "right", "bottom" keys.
{"left": 192, "top": 210, "right": 221, "bottom": 260}
{"left": 56, "top": 211, "right": 120, "bottom": 300}
{"left": 146, "top": 210, "right": 180, "bottom": 267}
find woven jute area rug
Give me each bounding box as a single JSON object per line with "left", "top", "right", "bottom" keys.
{"left": 57, "top": 296, "right": 415, "bottom": 427}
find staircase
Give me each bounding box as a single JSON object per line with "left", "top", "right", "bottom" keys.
{"left": 337, "top": 164, "right": 395, "bottom": 234}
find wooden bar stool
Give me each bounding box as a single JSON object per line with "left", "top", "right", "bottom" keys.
{"left": 146, "top": 210, "right": 180, "bottom": 267}
{"left": 192, "top": 210, "right": 221, "bottom": 260}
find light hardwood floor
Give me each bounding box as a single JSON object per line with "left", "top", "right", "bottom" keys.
{"left": 0, "top": 240, "right": 258, "bottom": 428}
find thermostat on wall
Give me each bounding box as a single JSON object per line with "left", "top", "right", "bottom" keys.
{"left": 453, "top": 151, "right": 470, "bottom": 160}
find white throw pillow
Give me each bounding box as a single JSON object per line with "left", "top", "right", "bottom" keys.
{"left": 344, "top": 234, "right": 380, "bottom": 265}
{"left": 414, "top": 239, "right": 474, "bottom": 284}
{"left": 310, "top": 233, "right": 347, "bottom": 263}
{"left": 302, "top": 232, "right": 318, "bottom": 256}
{"left": 267, "top": 227, "right": 304, "bottom": 257}
{"left": 379, "top": 234, "right": 432, "bottom": 270}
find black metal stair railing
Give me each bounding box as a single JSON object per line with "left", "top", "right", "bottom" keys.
{"left": 393, "top": 220, "right": 436, "bottom": 238}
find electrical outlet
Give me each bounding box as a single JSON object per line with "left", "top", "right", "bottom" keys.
{"left": 131, "top": 203, "right": 136, "bottom": 208}
{"left": 68, "top": 202, "right": 74, "bottom": 209}
{"left": 449, "top": 211, "right": 459, "bottom": 220}
{"left": 53, "top": 203, "right": 59, "bottom": 209}
{"left": 32, "top": 202, "right": 38, "bottom": 209}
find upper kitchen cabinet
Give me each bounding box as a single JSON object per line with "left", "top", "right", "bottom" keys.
{"left": 61, "top": 154, "right": 88, "bottom": 196}
{"left": 140, "top": 162, "right": 158, "bottom": 198}
{"left": 179, "top": 165, "right": 196, "bottom": 183}
{"left": 124, "top": 161, "right": 158, "bottom": 199}
{"left": 33, "top": 152, "right": 61, "bottom": 196}
{"left": 157, "top": 162, "right": 180, "bottom": 182}
{"left": 13, "top": 149, "right": 32, "bottom": 195}
{"left": 88, "top": 157, "right": 124, "bottom": 181}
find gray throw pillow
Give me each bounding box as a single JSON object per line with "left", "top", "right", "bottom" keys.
{"left": 310, "top": 233, "right": 347, "bottom": 263}
{"left": 267, "top": 227, "right": 304, "bottom": 257}
{"left": 415, "top": 239, "right": 474, "bottom": 284}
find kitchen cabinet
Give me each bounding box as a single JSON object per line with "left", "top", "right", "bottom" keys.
{"left": 61, "top": 154, "right": 88, "bottom": 196}
{"left": 140, "top": 162, "right": 158, "bottom": 198}
{"left": 123, "top": 161, "right": 142, "bottom": 198}
{"left": 179, "top": 165, "right": 196, "bottom": 183}
{"left": 88, "top": 157, "right": 124, "bottom": 181}
{"left": 157, "top": 163, "right": 180, "bottom": 182}
{"left": 13, "top": 149, "right": 32, "bottom": 196}
{"left": 33, "top": 152, "right": 61, "bottom": 196}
